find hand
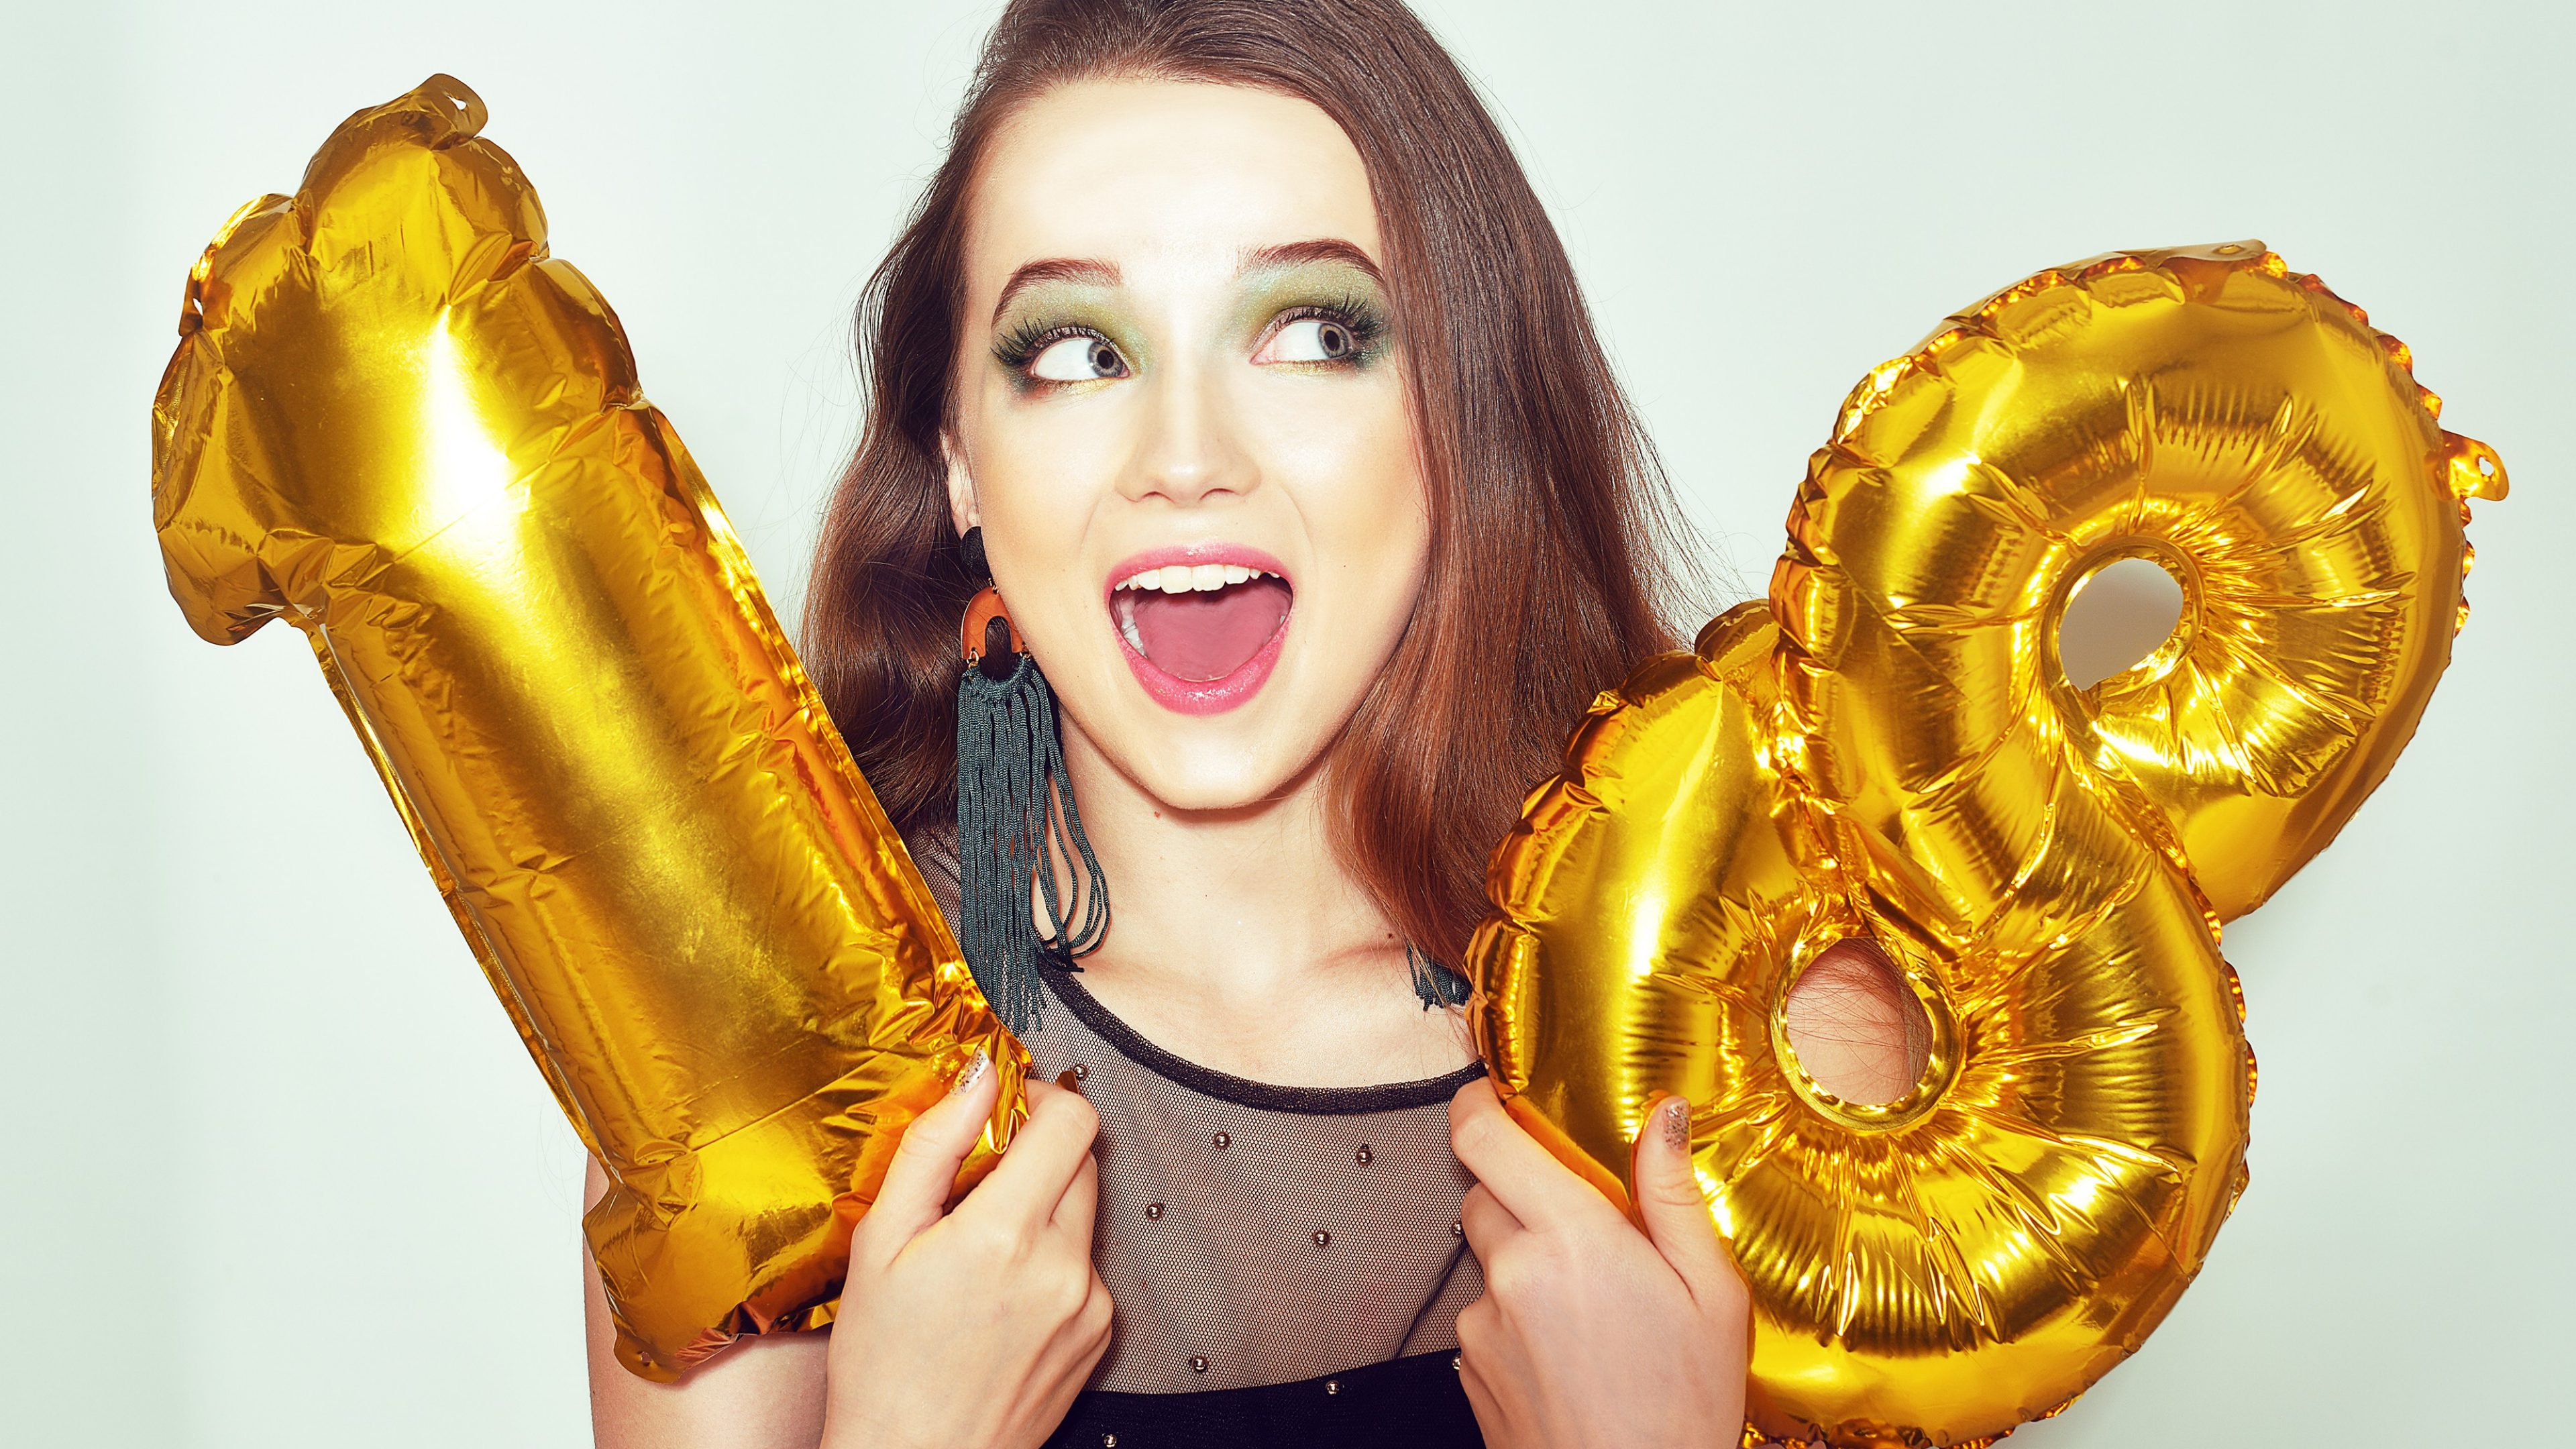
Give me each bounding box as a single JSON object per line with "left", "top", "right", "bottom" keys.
{"left": 820, "top": 1055, "right": 1114, "bottom": 1449}
{"left": 1449, "top": 1078, "right": 1750, "bottom": 1449}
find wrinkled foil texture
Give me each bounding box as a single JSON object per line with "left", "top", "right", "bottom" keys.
{"left": 1469, "top": 244, "right": 2505, "bottom": 1446}
{"left": 150, "top": 76, "right": 1026, "bottom": 1382}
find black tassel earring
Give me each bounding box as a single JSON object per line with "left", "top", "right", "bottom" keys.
{"left": 1407, "top": 945, "right": 1472, "bottom": 1010}
{"left": 954, "top": 527, "right": 1108, "bottom": 1034}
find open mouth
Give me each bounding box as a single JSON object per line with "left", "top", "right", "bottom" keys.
{"left": 1108, "top": 553, "right": 1293, "bottom": 714}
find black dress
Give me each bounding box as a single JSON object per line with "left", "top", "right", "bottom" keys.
{"left": 1018, "top": 961, "right": 1489, "bottom": 1449}
{"left": 906, "top": 829, "right": 1488, "bottom": 1448}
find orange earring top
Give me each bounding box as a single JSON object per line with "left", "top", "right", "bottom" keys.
{"left": 960, "top": 586, "right": 1026, "bottom": 669}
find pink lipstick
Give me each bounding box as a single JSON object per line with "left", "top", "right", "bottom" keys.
{"left": 1106, "top": 544, "right": 1293, "bottom": 715}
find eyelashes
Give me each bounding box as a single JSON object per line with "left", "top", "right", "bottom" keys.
{"left": 1260, "top": 292, "right": 1390, "bottom": 367}
{"left": 993, "top": 319, "right": 1099, "bottom": 372}
{"left": 990, "top": 291, "right": 1391, "bottom": 390}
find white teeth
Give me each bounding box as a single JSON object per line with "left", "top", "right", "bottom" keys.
{"left": 1116, "top": 594, "right": 1146, "bottom": 654}
{"left": 1112, "top": 563, "right": 1285, "bottom": 593}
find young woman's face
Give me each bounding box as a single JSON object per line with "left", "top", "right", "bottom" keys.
{"left": 947, "top": 79, "right": 1428, "bottom": 812}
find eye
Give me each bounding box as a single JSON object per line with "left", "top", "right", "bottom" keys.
{"left": 1028, "top": 333, "right": 1126, "bottom": 382}
{"left": 1259, "top": 316, "right": 1358, "bottom": 365}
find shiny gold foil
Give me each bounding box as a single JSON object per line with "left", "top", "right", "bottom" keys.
{"left": 1776, "top": 242, "right": 2508, "bottom": 929}
{"left": 150, "top": 76, "right": 1024, "bottom": 1381}
{"left": 1472, "top": 604, "right": 2249, "bottom": 1447}
{"left": 1470, "top": 246, "right": 2502, "bottom": 1446}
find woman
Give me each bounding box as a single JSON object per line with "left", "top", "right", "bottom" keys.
{"left": 587, "top": 1, "right": 1920, "bottom": 1444}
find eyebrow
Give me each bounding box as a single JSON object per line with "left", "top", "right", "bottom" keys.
{"left": 988, "top": 239, "right": 1388, "bottom": 325}
{"left": 992, "top": 258, "right": 1120, "bottom": 323}
{"left": 1241, "top": 237, "right": 1386, "bottom": 282}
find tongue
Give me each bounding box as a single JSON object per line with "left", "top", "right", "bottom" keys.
{"left": 1130, "top": 578, "right": 1291, "bottom": 682}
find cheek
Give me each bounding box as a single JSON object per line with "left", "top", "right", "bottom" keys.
{"left": 955, "top": 380, "right": 1134, "bottom": 632}
{"left": 1260, "top": 377, "right": 1429, "bottom": 621}
{"left": 963, "top": 383, "right": 1130, "bottom": 533}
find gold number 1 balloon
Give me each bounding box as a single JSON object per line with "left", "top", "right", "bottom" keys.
{"left": 150, "top": 76, "right": 1026, "bottom": 1381}
{"left": 1470, "top": 244, "right": 2506, "bottom": 1446}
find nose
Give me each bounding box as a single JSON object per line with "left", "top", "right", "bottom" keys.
{"left": 1118, "top": 356, "right": 1255, "bottom": 508}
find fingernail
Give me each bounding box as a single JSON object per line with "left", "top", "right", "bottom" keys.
{"left": 1055, "top": 1068, "right": 1083, "bottom": 1094}
{"left": 953, "top": 1049, "right": 991, "bottom": 1095}
{"left": 1662, "top": 1095, "right": 1691, "bottom": 1150}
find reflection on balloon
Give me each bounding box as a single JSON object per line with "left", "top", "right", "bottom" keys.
{"left": 150, "top": 76, "right": 1024, "bottom": 1381}
{"left": 1778, "top": 243, "right": 2506, "bottom": 931}
{"left": 1470, "top": 244, "right": 2503, "bottom": 1446}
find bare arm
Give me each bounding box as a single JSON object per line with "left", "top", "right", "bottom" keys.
{"left": 583, "top": 1157, "right": 830, "bottom": 1449}
{"left": 1778, "top": 938, "right": 1930, "bottom": 1106}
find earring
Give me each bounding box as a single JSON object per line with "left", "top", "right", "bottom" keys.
{"left": 1408, "top": 945, "right": 1472, "bottom": 1010}
{"left": 953, "top": 527, "right": 1108, "bottom": 1034}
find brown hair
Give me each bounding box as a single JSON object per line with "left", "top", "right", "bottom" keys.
{"left": 802, "top": 0, "right": 1694, "bottom": 963}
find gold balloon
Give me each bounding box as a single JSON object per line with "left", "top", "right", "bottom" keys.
{"left": 1473, "top": 603, "right": 2250, "bottom": 1448}
{"left": 1776, "top": 242, "right": 2509, "bottom": 928}
{"left": 1469, "top": 244, "right": 2503, "bottom": 1446}
{"left": 150, "top": 76, "right": 1024, "bottom": 1381}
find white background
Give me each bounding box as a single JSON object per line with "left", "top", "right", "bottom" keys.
{"left": 4, "top": 2, "right": 2567, "bottom": 1443}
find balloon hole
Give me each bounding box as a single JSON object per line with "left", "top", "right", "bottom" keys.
{"left": 2479, "top": 455, "right": 2499, "bottom": 478}
{"left": 2059, "top": 556, "right": 2186, "bottom": 689}
{"left": 1781, "top": 939, "right": 1932, "bottom": 1108}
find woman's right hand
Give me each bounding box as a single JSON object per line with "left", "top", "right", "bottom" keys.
{"left": 821, "top": 1053, "right": 1113, "bottom": 1449}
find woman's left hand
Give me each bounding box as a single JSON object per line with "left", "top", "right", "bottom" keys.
{"left": 1448, "top": 1078, "right": 1750, "bottom": 1448}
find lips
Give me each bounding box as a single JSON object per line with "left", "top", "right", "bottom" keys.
{"left": 1106, "top": 546, "right": 1293, "bottom": 714}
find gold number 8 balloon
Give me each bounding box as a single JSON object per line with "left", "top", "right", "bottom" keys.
{"left": 1468, "top": 244, "right": 2506, "bottom": 1446}
{"left": 150, "top": 77, "right": 1024, "bottom": 1381}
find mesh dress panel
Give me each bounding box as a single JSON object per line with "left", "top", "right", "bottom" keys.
{"left": 908, "top": 834, "right": 1489, "bottom": 1445}
{"left": 1020, "top": 961, "right": 1487, "bottom": 1393}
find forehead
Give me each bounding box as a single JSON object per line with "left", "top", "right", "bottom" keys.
{"left": 965, "top": 79, "right": 1382, "bottom": 284}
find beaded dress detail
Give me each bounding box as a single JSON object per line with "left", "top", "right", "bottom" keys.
{"left": 1021, "top": 960, "right": 1485, "bottom": 1392}
{"left": 911, "top": 836, "right": 1488, "bottom": 1447}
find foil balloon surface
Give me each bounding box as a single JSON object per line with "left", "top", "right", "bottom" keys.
{"left": 1468, "top": 244, "right": 2504, "bottom": 1447}
{"left": 1778, "top": 242, "right": 2508, "bottom": 931}
{"left": 150, "top": 76, "right": 1026, "bottom": 1381}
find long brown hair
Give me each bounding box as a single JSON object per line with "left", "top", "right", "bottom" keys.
{"left": 802, "top": 0, "right": 1694, "bottom": 963}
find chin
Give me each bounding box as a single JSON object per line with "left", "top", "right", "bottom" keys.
{"left": 1105, "top": 713, "right": 1326, "bottom": 815}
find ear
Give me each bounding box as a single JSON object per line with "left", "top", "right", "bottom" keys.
{"left": 941, "top": 429, "right": 981, "bottom": 540}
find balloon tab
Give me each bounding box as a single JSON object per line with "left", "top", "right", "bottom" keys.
{"left": 2444, "top": 431, "right": 2510, "bottom": 501}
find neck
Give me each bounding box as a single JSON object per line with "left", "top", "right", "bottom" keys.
{"left": 1045, "top": 718, "right": 1471, "bottom": 1086}
{"left": 1059, "top": 729, "right": 1394, "bottom": 998}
